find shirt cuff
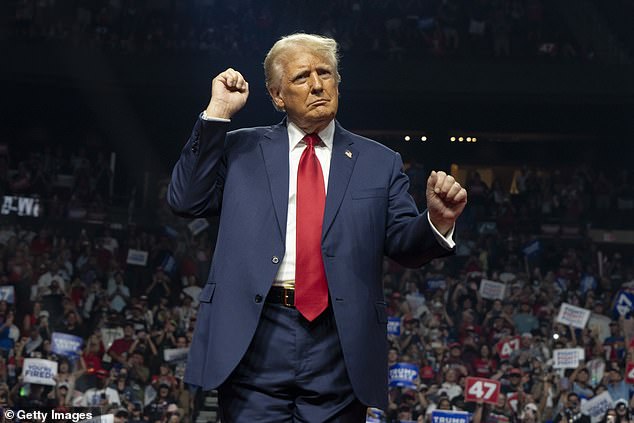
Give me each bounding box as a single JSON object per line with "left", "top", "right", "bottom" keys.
{"left": 427, "top": 212, "right": 456, "bottom": 249}
{"left": 200, "top": 110, "right": 230, "bottom": 122}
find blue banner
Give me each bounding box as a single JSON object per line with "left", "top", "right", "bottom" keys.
{"left": 522, "top": 240, "right": 540, "bottom": 257}
{"left": 614, "top": 291, "right": 634, "bottom": 317}
{"left": 387, "top": 317, "right": 401, "bottom": 336}
{"left": 426, "top": 278, "right": 446, "bottom": 290}
{"left": 388, "top": 362, "right": 419, "bottom": 388}
{"left": 431, "top": 410, "right": 470, "bottom": 423}
{"left": 51, "top": 332, "right": 83, "bottom": 358}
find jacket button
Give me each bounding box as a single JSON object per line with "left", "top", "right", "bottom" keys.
{"left": 271, "top": 256, "right": 279, "bottom": 264}
{"left": 254, "top": 295, "right": 263, "bottom": 303}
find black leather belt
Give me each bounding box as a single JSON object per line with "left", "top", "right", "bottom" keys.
{"left": 266, "top": 286, "right": 295, "bottom": 307}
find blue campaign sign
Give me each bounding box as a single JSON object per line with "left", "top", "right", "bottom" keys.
{"left": 388, "top": 363, "right": 419, "bottom": 389}
{"left": 51, "top": 332, "right": 83, "bottom": 358}
{"left": 522, "top": 240, "right": 540, "bottom": 257}
{"left": 387, "top": 317, "right": 401, "bottom": 336}
{"left": 431, "top": 410, "right": 470, "bottom": 423}
{"left": 614, "top": 291, "right": 634, "bottom": 317}
{"left": 426, "top": 278, "right": 447, "bottom": 290}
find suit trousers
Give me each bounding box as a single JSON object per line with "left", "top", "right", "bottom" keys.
{"left": 218, "top": 302, "right": 367, "bottom": 422}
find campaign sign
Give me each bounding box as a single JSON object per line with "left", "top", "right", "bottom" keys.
{"left": 387, "top": 317, "right": 401, "bottom": 336}
{"left": 522, "top": 240, "right": 540, "bottom": 257}
{"left": 480, "top": 279, "right": 506, "bottom": 300}
{"left": 22, "top": 358, "right": 58, "bottom": 386}
{"left": 464, "top": 377, "right": 501, "bottom": 405}
{"left": 426, "top": 278, "right": 447, "bottom": 290}
{"left": 0, "top": 285, "right": 15, "bottom": 303}
{"left": 614, "top": 291, "right": 634, "bottom": 317}
{"left": 388, "top": 363, "right": 419, "bottom": 389}
{"left": 431, "top": 410, "right": 470, "bottom": 423}
{"left": 556, "top": 302, "right": 591, "bottom": 329}
{"left": 366, "top": 408, "right": 385, "bottom": 423}
{"left": 126, "top": 249, "right": 148, "bottom": 266}
{"left": 496, "top": 336, "right": 520, "bottom": 360}
{"left": 188, "top": 218, "right": 209, "bottom": 236}
{"left": 626, "top": 363, "right": 634, "bottom": 384}
{"left": 553, "top": 348, "right": 585, "bottom": 369}
{"left": 163, "top": 347, "right": 189, "bottom": 362}
{"left": 51, "top": 332, "right": 83, "bottom": 358}
{"left": 581, "top": 391, "right": 613, "bottom": 423}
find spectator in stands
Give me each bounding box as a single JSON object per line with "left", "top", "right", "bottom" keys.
{"left": 553, "top": 392, "right": 591, "bottom": 423}
{"left": 79, "top": 368, "right": 121, "bottom": 407}
{"left": 107, "top": 322, "right": 135, "bottom": 367}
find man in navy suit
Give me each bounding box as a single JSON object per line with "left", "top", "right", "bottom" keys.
{"left": 168, "top": 33, "right": 467, "bottom": 422}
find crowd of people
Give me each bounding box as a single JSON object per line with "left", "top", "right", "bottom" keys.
{"left": 6, "top": 0, "right": 589, "bottom": 62}
{"left": 0, "top": 143, "right": 113, "bottom": 222}
{"left": 0, "top": 145, "right": 632, "bottom": 422}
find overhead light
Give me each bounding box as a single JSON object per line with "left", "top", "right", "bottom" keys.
{"left": 466, "top": 137, "right": 472, "bottom": 142}
{"left": 404, "top": 135, "right": 411, "bottom": 141}
{"left": 458, "top": 137, "right": 464, "bottom": 142}
{"left": 473, "top": 137, "right": 477, "bottom": 142}
{"left": 421, "top": 136, "right": 427, "bottom": 142}
{"left": 450, "top": 137, "right": 456, "bottom": 142}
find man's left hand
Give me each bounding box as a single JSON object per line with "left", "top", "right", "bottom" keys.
{"left": 426, "top": 170, "right": 467, "bottom": 235}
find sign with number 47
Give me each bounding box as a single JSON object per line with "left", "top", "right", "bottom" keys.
{"left": 496, "top": 336, "right": 520, "bottom": 359}
{"left": 465, "top": 377, "right": 501, "bottom": 405}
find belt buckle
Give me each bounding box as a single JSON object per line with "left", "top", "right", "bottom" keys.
{"left": 282, "top": 288, "right": 294, "bottom": 307}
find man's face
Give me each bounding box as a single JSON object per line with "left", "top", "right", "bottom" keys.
{"left": 269, "top": 48, "right": 338, "bottom": 132}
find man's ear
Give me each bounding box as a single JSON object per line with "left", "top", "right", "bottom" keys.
{"left": 268, "top": 87, "right": 285, "bottom": 110}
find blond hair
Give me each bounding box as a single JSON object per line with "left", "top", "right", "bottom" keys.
{"left": 264, "top": 33, "right": 340, "bottom": 109}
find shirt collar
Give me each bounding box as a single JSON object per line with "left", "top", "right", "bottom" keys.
{"left": 287, "top": 120, "right": 335, "bottom": 152}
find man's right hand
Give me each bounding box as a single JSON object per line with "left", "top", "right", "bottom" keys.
{"left": 205, "top": 68, "right": 249, "bottom": 119}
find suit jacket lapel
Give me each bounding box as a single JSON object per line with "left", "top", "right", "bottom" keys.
{"left": 323, "top": 121, "right": 357, "bottom": 240}
{"left": 260, "top": 120, "right": 289, "bottom": 244}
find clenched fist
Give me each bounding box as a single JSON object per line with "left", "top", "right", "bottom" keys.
{"left": 204, "top": 68, "right": 249, "bottom": 120}
{"left": 426, "top": 170, "right": 467, "bottom": 235}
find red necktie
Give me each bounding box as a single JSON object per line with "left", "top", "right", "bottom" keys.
{"left": 295, "top": 133, "right": 329, "bottom": 321}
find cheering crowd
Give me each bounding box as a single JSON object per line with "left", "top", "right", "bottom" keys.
{"left": 0, "top": 158, "right": 632, "bottom": 422}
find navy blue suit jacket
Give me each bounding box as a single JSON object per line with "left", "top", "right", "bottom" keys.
{"left": 167, "top": 117, "right": 453, "bottom": 408}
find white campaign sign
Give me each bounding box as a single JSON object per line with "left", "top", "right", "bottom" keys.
{"left": 581, "top": 391, "right": 613, "bottom": 423}
{"left": 556, "top": 302, "right": 591, "bottom": 329}
{"left": 163, "top": 347, "right": 189, "bottom": 362}
{"left": 553, "top": 348, "right": 585, "bottom": 369}
{"left": 126, "top": 249, "right": 148, "bottom": 266}
{"left": 479, "top": 279, "right": 506, "bottom": 300}
{"left": 22, "top": 358, "right": 58, "bottom": 386}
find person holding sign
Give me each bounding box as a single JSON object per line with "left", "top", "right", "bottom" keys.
{"left": 553, "top": 392, "right": 591, "bottom": 423}
{"left": 168, "top": 33, "right": 467, "bottom": 421}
